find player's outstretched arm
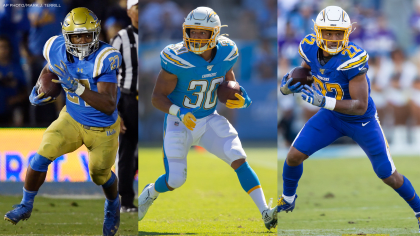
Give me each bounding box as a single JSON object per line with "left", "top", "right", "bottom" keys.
{"left": 301, "top": 73, "right": 368, "bottom": 116}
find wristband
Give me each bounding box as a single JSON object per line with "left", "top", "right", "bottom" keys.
{"left": 75, "top": 83, "right": 85, "bottom": 96}
{"left": 324, "top": 96, "right": 336, "bottom": 110}
{"left": 169, "top": 104, "right": 180, "bottom": 116}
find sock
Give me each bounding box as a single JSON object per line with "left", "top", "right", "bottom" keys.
{"left": 394, "top": 176, "right": 420, "bottom": 213}
{"left": 249, "top": 188, "right": 268, "bottom": 214}
{"left": 282, "top": 194, "right": 296, "bottom": 203}
{"left": 282, "top": 161, "right": 303, "bottom": 196}
{"left": 21, "top": 187, "right": 37, "bottom": 210}
{"left": 154, "top": 174, "right": 170, "bottom": 194}
{"left": 235, "top": 162, "right": 267, "bottom": 213}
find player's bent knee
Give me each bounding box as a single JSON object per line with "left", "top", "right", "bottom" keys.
{"left": 90, "top": 169, "right": 111, "bottom": 186}
{"left": 287, "top": 147, "right": 308, "bottom": 166}
{"left": 167, "top": 174, "right": 186, "bottom": 189}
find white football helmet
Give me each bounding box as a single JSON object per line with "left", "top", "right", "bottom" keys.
{"left": 183, "top": 7, "right": 224, "bottom": 54}
{"left": 313, "top": 6, "right": 354, "bottom": 55}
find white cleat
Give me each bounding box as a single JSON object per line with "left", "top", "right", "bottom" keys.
{"left": 262, "top": 198, "right": 278, "bottom": 230}
{"left": 138, "top": 183, "right": 157, "bottom": 221}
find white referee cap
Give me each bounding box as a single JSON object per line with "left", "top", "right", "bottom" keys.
{"left": 127, "top": 0, "right": 138, "bottom": 10}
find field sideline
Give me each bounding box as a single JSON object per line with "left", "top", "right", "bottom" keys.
{"left": 138, "top": 146, "right": 277, "bottom": 235}
{"left": 277, "top": 155, "right": 420, "bottom": 235}
{"left": 0, "top": 195, "right": 137, "bottom": 235}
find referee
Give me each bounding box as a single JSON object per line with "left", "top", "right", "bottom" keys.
{"left": 111, "top": 0, "right": 138, "bottom": 213}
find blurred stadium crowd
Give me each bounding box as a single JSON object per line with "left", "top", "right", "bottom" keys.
{"left": 138, "top": 0, "right": 277, "bottom": 142}
{"left": 0, "top": 0, "right": 132, "bottom": 127}
{"left": 278, "top": 0, "right": 420, "bottom": 151}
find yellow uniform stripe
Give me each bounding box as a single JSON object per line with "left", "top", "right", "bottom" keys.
{"left": 94, "top": 48, "right": 115, "bottom": 78}
{"left": 44, "top": 36, "right": 57, "bottom": 63}
{"left": 163, "top": 52, "right": 186, "bottom": 66}
{"left": 342, "top": 54, "right": 367, "bottom": 69}
{"left": 247, "top": 185, "right": 261, "bottom": 194}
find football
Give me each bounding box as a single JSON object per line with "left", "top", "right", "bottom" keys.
{"left": 37, "top": 72, "right": 62, "bottom": 98}
{"left": 217, "top": 81, "right": 242, "bottom": 104}
{"left": 288, "top": 66, "right": 313, "bottom": 86}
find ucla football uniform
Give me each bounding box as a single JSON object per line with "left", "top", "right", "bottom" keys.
{"left": 43, "top": 35, "right": 121, "bottom": 127}
{"left": 159, "top": 37, "right": 247, "bottom": 187}
{"left": 293, "top": 34, "right": 395, "bottom": 179}
{"left": 37, "top": 35, "right": 122, "bottom": 185}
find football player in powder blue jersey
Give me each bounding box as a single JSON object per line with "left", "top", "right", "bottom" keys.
{"left": 279, "top": 6, "right": 420, "bottom": 232}
{"left": 4, "top": 8, "right": 122, "bottom": 236}
{"left": 138, "top": 6, "right": 278, "bottom": 230}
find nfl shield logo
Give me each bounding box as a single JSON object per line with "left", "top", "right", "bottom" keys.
{"left": 319, "top": 69, "right": 325, "bottom": 74}
{"left": 174, "top": 122, "right": 179, "bottom": 126}
{"left": 207, "top": 65, "right": 214, "bottom": 71}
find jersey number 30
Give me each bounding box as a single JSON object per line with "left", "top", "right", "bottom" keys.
{"left": 183, "top": 77, "right": 224, "bottom": 109}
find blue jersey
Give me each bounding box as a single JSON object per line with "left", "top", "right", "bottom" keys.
{"left": 298, "top": 34, "right": 376, "bottom": 122}
{"left": 43, "top": 35, "right": 122, "bottom": 127}
{"left": 160, "top": 36, "right": 239, "bottom": 119}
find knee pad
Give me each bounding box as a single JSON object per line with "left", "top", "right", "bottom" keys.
{"left": 374, "top": 161, "right": 393, "bottom": 179}
{"left": 30, "top": 153, "right": 53, "bottom": 172}
{"left": 166, "top": 159, "right": 187, "bottom": 189}
{"left": 90, "top": 168, "right": 111, "bottom": 186}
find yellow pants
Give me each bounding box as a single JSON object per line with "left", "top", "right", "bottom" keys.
{"left": 38, "top": 106, "right": 120, "bottom": 185}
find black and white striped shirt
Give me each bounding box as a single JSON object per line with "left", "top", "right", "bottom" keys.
{"left": 110, "top": 25, "right": 138, "bottom": 94}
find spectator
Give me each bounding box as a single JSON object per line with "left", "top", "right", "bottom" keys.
{"left": 0, "top": 36, "right": 28, "bottom": 127}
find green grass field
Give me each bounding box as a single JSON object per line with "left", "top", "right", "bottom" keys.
{"left": 277, "top": 156, "right": 420, "bottom": 235}
{"left": 138, "top": 147, "right": 277, "bottom": 235}
{"left": 0, "top": 196, "right": 137, "bottom": 235}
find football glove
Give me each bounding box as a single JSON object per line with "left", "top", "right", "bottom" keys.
{"left": 176, "top": 107, "right": 199, "bottom": 131}
{"left": 51, "top": 60, "right": 79, "bottom": 92}
{"left": 29, "top": 85, "right": 55, "bottom": 106}
{"left": 280, "top": 73, "right": 303, "bottom": 95}
{"left": 301, "top": 84, "right": 325, "bottom": 107}
{"left": 226, "top": 86, "right": 252, "bottom": 109}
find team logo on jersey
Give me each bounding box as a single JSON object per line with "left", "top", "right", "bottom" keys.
{"left": 77, "top": 68, "right": 83, "bottom": 73}
{"left": 106, "top": 129, "right": 116, "bottom": 136}
{"left": 174, "top": 122, "right": 179, "bottom": 126}
{"left": 319, "top": 69, "right": 325, "bottom": 74}
{"left": 207, "top": 65, "right": 214, "bottom": 71}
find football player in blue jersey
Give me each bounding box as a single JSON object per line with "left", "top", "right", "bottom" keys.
{"left": 4, "top": 8, "right": 122, "bottom": 236}
{"left": 138, "top": 6, "right": 277, "bottom": 230}
{"left": 279, "top": 6, "right": 420, "bottom": 231}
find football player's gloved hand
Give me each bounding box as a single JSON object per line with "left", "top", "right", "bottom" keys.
{"left": 51, "top": 60, "right": 79, "bottom": 92}
{"left": 29, "top": 85, "right": 55, "bottom": 106}
{"left": 280, "top": 73, "right": 303, "bottom": 95}
{"left": 226, "top": 86, "right": 252, "bottom": 109}
{"left": 177, "top": 107, "right": 199, "bottom": 131}
{"left": 301, "top": 84, "right": 325, "bottom": 107}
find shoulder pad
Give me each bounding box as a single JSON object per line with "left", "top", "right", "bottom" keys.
{"left": 217, "top": 36, "right": 239, "bottom": 62}
{"left": 160, "top": 43, "right": 195, "bottom": 69}
{"left": 337, "top": 45, "right": 369, "bottom": 71}
{"left": 298, "top": 34, "right": 316, "bottom": 63}
{"left": 93, "top": 44, "right": 121, "bottom": 78}
{"left": 43, "top": 35, "right": 60, "bottom": 63}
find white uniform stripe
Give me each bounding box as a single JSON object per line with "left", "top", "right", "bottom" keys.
{"left": 291, "top": 124, "right": 305, "bottom": 147}
{"left": 376, "top": 116, "right": 396, "bottom": 174}
{"left": 43, "top": 36, "right": 58, "bottom": 63}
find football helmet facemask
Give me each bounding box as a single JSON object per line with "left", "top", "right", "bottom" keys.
{"left": 313, "top": 6, "right": 355, "bottom": 55}
{"left": 183, "top": 7, "right": 225, "bottom": 54}
{"left": 62, "top": 7, "right": 101, "bottom": 60}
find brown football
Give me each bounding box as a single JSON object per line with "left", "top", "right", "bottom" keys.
{"left": 37, "top": 72, "right": 62, "bottom": 98}
{"left": 288, "top": 66, "right": 313, "bottom": 86}
{"left": 217, "top": 81, "right": 242, "bottom": 104}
